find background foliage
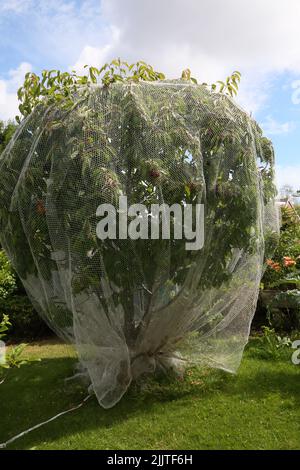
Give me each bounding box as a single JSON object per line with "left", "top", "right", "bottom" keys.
{"left": 260, "top": 205, "right": 300, "bottom": 331}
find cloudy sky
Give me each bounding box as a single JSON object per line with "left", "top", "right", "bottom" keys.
{"left": 0, "top": 0, "right": 299, "bottom": 190}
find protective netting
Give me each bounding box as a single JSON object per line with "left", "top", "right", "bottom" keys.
{"left": 0, "top": 81, "right": 279, "bottom": 407}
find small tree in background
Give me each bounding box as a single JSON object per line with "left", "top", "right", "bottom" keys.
{"left": 0, "top": 121, "right": 17, "bottom": 154}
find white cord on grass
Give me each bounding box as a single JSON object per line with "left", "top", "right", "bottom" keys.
{"left": 0, "top": 394, "right": 91, "bottom": 449}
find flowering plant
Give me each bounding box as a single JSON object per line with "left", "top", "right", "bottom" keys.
{"left": 262, "top": 206, "right": 300, "bottom": 290}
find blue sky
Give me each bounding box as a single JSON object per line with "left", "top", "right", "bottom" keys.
{"left": 0, "top": 0, "right": 299, "bottom": 191}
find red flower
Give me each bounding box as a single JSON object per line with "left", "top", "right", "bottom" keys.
{"left": 266, "top": 259, "right": 281, "bottom": 271}
{"left": 283, "top": 256, "right": 296, "bottom": 267}
{"left": 272, "top": 263, "right": 281, "bottom": 272}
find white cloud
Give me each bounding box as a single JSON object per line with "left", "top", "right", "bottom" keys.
{"left": 276, "top": 165, "right": 300, "bottom": 191}
{"left": 0, "top": 62, "right": 32, "bottom": 121}
{"left": 101, "top": 0, "right": 300, "bottom": 72}
{"left": 261, "top": 116, "right": 296, "bottom": 136}
{"left": 0, "top": 0, "right": 31, "bottom": 13}
{"left": 71, "top": 28, "right": 120, "bottom": 73}
{"left": 71, "top": 45, "right": 111, "bottom": 74}
{"left": 92, "top": 0, "right": 300, "bottom": 114}
{"left": 237, "top": 76, "right": 272, "bottom": 115}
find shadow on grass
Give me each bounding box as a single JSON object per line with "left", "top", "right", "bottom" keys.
{"left": 0, "top": 352, "right": 299, "bottom": 449}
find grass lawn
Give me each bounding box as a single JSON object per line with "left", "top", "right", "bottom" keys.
{"left": 1, "top": 338, "right": 299, "bottom": 450}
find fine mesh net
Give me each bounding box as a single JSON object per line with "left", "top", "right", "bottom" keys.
{"left": 0, "top": 81, "right": 279, "bottom": 408}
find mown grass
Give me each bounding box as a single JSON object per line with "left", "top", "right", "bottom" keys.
{"left": 0, "top": 338, "right": 299, "bottom": 450}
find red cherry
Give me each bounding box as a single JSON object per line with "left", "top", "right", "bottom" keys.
{"left": 149, "top": 169, "right": 160, "bottom": 179}
{"left": 36, "top": 200, "right": 46, "bottom": 215}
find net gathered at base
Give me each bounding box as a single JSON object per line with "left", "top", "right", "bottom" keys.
{"left": 0, "top": 81, "right": 279, "bottom": 407}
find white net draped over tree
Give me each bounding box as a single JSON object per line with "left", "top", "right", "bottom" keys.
{"left": 0, "top": 81, "right": 279, "bottom": 408}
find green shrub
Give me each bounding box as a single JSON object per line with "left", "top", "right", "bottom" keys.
{"left": 266, "top": 290, "right": 300, "bottom": 331}
{"left": 0, "top": 314, "right": 40, "bottom": 373}
{"left": 0, "top": 250, "right": 16, "bottom": 299}
{"left": 0, "top": 120, "right": 16, "bottom": 153}
{"left": 0, "top": 295, "right": 50, "bottom": 340}
{"left": 0, "top": 250, "right": 50, "bottom": 340}
{"left": 249, "top": 326, "right": 292, "bottom": 360}
{"left": 0, "top": 313, "right": 11, "bottom": 340}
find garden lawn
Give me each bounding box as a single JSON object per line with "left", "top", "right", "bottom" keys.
{"left": 0, "top": 338, "right": 299, "bottom": 450}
